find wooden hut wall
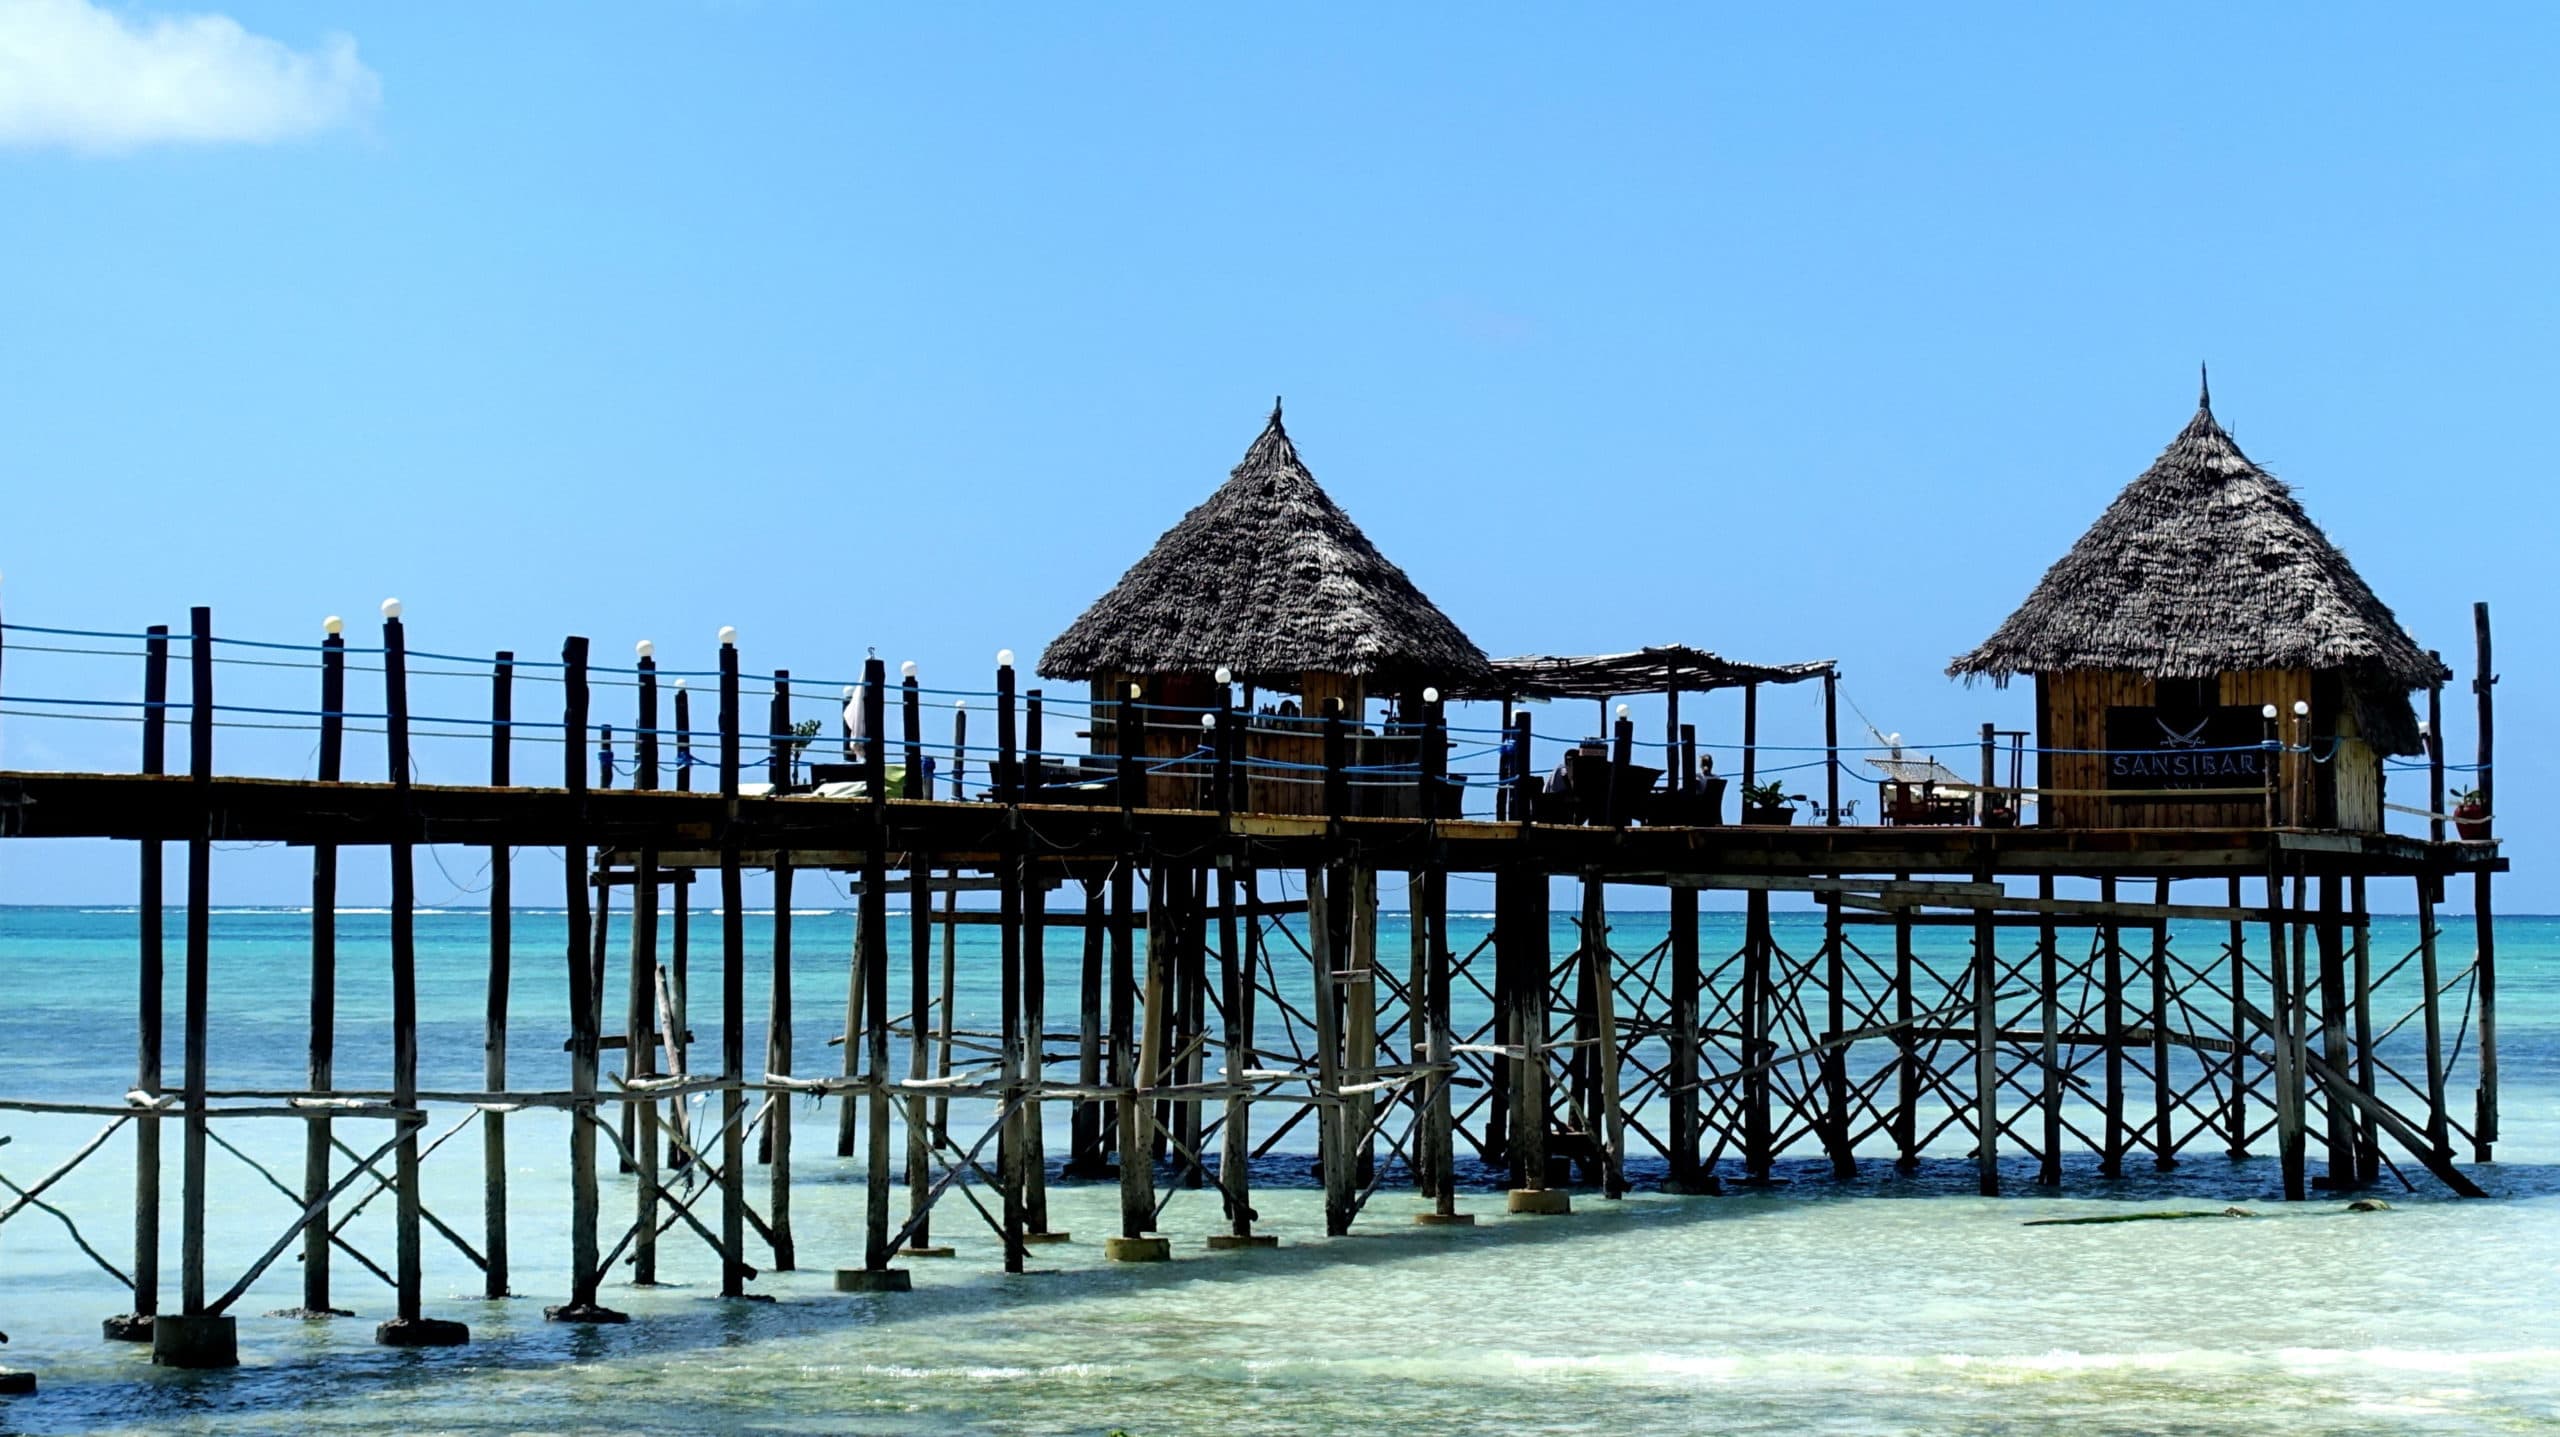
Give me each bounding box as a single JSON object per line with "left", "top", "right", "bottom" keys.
{"left": 2040, "top": 668, "right": 2308, "bottom": 830}
{"left": 1244, "top": 672, "right": 1362, "bottom": 817}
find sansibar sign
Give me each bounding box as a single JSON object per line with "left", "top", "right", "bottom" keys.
{"left": 2100, "top": 706, "right": 2271, "bottom": 795}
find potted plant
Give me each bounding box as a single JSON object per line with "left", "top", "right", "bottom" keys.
{"left": 1742, "top": 778, "right": 1799, "bottom": 826}
{"left": 2451, "top": 785, "right": 2491, "bottom": 841}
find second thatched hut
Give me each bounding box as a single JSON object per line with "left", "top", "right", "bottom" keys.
{"left": 1949, "top": 379, "right": 2448, "bottom": 830}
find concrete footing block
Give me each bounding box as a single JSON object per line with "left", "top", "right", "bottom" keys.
{"left": 543, "top": 1302, "right": 629, "bottom": 1325}
{"left": 1506, "top": 1188, "right": 1572, "bottom": 1215}
{"left": 1103, "top": 1235, "right": 1172, "bottom": 1263}
{"left": 149, "top": 1313, "right": 238, "bottom": 1369}
{"left": 1414, "top": 1211, "right": 1477, "bottom": 1227}
{"left": 0, "top": 1367, "right": 34, "bottom": 1396}
{"left": 1206, "top": 1233, "right": 1280, "bottom": 1250}
{"left": 101, "top": 1313, "right": 155, "bottom": 1343}
{"left": 376, "top": 1317, "right": 470, "bottom": 1348}
{"left": 833, "top": 1268, "right": 913, "bottom": 1294}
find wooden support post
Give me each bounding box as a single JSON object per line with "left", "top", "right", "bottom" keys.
{"left": 1068, "top": 876, "right": 1108, "bottom": 1177}
{"left": 2150, "top": 878, "right": 2174, "bottom": 1171}
{"left": 1741, "top": 682, "right": 1758, "bottom": 811}
{"left": 935, "top": 700, "right": 967, "bottom": 1146}
{"left": 670, "top": 678, "right": 694, "bottom": 1164}
{"left": 900, "top": 668, "right": 941, "bottom": 1254}
{"left": 762, "top": 670, "right": 794, "bottom": 1270}
{"left": 2225, "top": 874, "right": 2249, "bottom": 1159}
{"left": 109, "top": 625, "right": 170, "bottom": 1343}
{"left": 547, "top": 636, "right": 621, "bottom": 1323}
{"left": 1667, "top": 879, "right": 1703, "bottom": 1192}
{"left": 2266, "top": 862, "right": 2306, "bottom": 1202}
{"left": 995, "top": 658, "right": 1027, "bottom": 1271}
{"left": 1022, "top": 689, "right": 1055, "bottom": 1233}
{"left": 2426, "top": 656, "right": 2446, "bottom": 844}
{"left": 1893, "top": 874, "right": 1918, "bottom": 1170}
{"left": 715, "top": 640, "right": 749, "bottom": 1296}
{"left": 1823, "top": 670, "right": 1840, "bottom": 826}
{"left": 1307, "top": 866, "right": 1355, "bottom": 1233}
{"left": 1570, "top": 873, "right": 1600, "bottom": 1184}
{"left": 298, "top": 623, "right": 347, "bottom": 1318}
{"left": 1108, "top": 836, "right": 1137, "bottom": 1176}
{"left": 2315, "top": 873, "right": 2354, "bottom": 1186}
{"left": 1821, "top": 888, "right": 1853, "bottom": 1180}
{"left": 629, "top": 655, "right": 663, "bottom": 1286}
{"left": 858, "top": 658, "right": 893, "bottom": 1276}
{"left": 2472, "top": 600, "right": 2498, "bottom": 1161}
{"left": 2351, "top": 875, "right": 2378, "bottom": 1188}
{"left": 1742, "top": 887, "right": 1773, "bottom": 1182}
{"left": 2415, "top": 870, "right": 2450, "bottom": 1157}
{"left": 181, "top": 607, "right": 212, "bottom": 1316}
{"left": 1972, "top": 871, "right": 1999, "bottom": 1197}
{"left": 1345, "top": 866, "right": 1379, "bottom": 1191}
{"left": 836, "top": 674, "right": 867, "bottom": 1162}
{"left": 1117, "top": 862, "right": 1166, "bottom": 1251}
{"left": 1585, "top": 877, "right": 1626, "bottom": 1198}
{"left": 482, "top": 653, "right": 513, "bottom": 1299}
{"left": 1500, "top": 866, "right": 1560, "bottom": 1212}
{"left": 1218, "top": 845, "right": 1258, "bottom": 1233}
{"left": 2099, "top": 876, "right": 2125, "bottom": 1177}
{"left": 2037, "top": 874, "right": 2062, "bottom": 1185}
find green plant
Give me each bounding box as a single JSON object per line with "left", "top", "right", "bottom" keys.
{"left": 1743, "top": 778, "right": 1797, "bottom": 810}
{"left": 2450, "top": 785, "right": 2484, "bottom": 810}
{"left": 789, "top": 718, "right": 821, "bottom": 777}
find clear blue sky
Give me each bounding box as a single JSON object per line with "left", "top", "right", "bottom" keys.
{"left": 0, "top": 3, "right": 2545, "bottom": 908}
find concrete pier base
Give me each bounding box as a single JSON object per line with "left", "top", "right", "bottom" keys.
{"left": 543, "top": 1302, "right": 629, "bottom": 1325}
{"left": 833, "top": 1268, "right": 913, "bottom": 1293}
{"left": 0, "top": 1367, "right": 34, "bottom": 1396}
{"left": 1414, "top": 1211, "right": 1477, "bottom": 1227}
{"left": 1206, "top": 1233, "right": 1280, "bottom": 1250}
{"left": 376, "top": 1317, "right": 470, "bottom": 1348}
{"left": 1506, "top": 1188, "right": 1572, "bottom": 1215}
{"left": 100, "top": 1313, "right": 154, "bottom": 1343}
{"left": 149, "top": 1314, "right": 238, "bottom": 1369}
{"left": 1103, "top": 1235, "right": 1172, "bottom": 1263}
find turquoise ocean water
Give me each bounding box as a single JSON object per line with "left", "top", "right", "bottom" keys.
{"left": 0, "top": 905, "right": 2553, "bottom": 1435}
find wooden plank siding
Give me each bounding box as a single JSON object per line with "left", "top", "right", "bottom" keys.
{"left": 2039, "top": 668, "right": 2383, "bottom": 832}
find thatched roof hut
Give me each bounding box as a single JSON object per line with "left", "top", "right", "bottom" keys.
{"left": 1040, "top": 401, "right": 1489, "bottom": 690}
{"left": 1950, "top": 380, "right": 2444, "bottom": 749}
{"left": 1950, "top": 378, "right": 2445, "bottom": 830}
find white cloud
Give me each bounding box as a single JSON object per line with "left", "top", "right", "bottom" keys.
{"left": 0, "top": 0, "right": 379, "bottom": 153}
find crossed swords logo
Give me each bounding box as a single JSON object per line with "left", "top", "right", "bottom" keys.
{"left": 2154, "top": 716, "right": 2211, "bottom": 749}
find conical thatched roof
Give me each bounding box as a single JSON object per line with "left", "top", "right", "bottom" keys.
{"left": 1040, "top": 402, "right": 1490, "bottom": 688}
{"left": 1949, "top": 378, "right": 2446, "bottom": 752}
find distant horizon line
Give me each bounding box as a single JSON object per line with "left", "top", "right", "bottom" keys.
{"left": 0, "top": 902, "right": 2531, "bottom": 920}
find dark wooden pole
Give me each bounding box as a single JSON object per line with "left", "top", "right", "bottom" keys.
{"left": 300, "top": 622, "right": 346, "bottom": 1317}
{"left": 859, "top": 658, "right": 893, "bottom": 1273}
{"left": 2099, "top": 875, "right": 2124, "bottom": 1177}
{"left": 180, "top": 606, "right": 213, "bottom": 1317}
{"left": 762, "top": 667, "right": 793, "bottom": 1268}
{"left": 111, "top": 624, "right": 170, "bottom": 1342}
{"left": 546, "top": 635, "right": 623, "bottom": 1323}
{"left": 484, "top": 651, "right": 513, "bottom": 1299}
{"left": 2149, "top": 878, "right": 2174, "bottom": 1172}
{"left": 2472, "top": 601, "right": 2498, "bottom": 1161}
{"left": 2037, "top": 874, "right": 2062, "bottom": 1184}
{"left": 900, "top": 666, "right": 939, "bottom": 1253}
{"left": 1823, "top": 670, "right": 1840, "bottom": 826}
{"left": 996, "top": 656, "right": 1028, "bottom": 1270}
{"left": 717, "top": 633, "right": 748, "bottom": 1297}
{"left": 629, "top": 650, "right": 662, "bottom": 1285}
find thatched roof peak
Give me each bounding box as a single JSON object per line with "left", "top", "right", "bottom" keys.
{"left": 1038, "top": 403, "right": 1490, "bottom": 688}
{"left": 1948, "top": 388, "right": 2447, "bottom": 708}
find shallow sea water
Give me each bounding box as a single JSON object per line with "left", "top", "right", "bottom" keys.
{"left": 0, "top": 907, "right": 2551, "bottom": 1435}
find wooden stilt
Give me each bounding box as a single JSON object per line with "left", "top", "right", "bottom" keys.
{"left": 995, "top": 660, "right": 1027, "bottom": 1272}
{"left": 1821, "top": 888, "right": 1853, "bottom": 1180}
{"left": 483, "top": 653, "right": 514, "bottom": 1300}
{"left": 180, "top": 607, "right": 212, "bottom": 1318}
{"left": 669, "top": 681, "right": 694, "bottom": 1172}
{"left": 2472, "top": 600, "right": 2498, "bottom": 1162}
{"left": 547, "top": 636, "right": 623, "bottom": 1324}
{"left": 717, "top": 637, "right": 748, "bottom": 1298}
{"left": 113, "top": 624, "right": 170, "bottom": 1343}
{"left": 1742, "top": 887, "right": 1773, "bottom": 1182}
{"left": 1893, "top": 874, "right": 1918, "bottom": 1170}
{"left": 1973, "top": 871, "right": 2000, "bottom": 1197}
{"left": 2225, "top": 874, "right": 2248, "bottom": 1160}
{"left": 1068, "top": 876, "right": 1107, "bottom": 1177}
{"left": 934, "top": 701, "right": 967, "bottom": 1149}
{"left": 900, "top": 670, "right": 943, "bottom": 1255}
{"left": 1345, "top": 866, "right": 1379, "bottom": 1192}
{"left": 2099, "top": 875, "right": 2124, "bottom": 1177}
{"left": 629, "top": 658, "right": 663, "bottom": 1286}
{"left": 2037, "top": 874, "right": 2062, "bottom": 1185}
{"left": 298, "top": 623, "right": 346, "bottom": 1317}
{"left": 1667, "top": 880, "right": 1703, "bottom": 1192}
{"left": 2150, "top": 878, "right": 2174, "bottom": 1171}
{"left": 2315, "top": 873, "right": 2354, "bottom": 1186}
{"left": 1500, "top": 865, "right": 1556, "bottom": 1208}
{"left": 2417, "top": 871, "right": 2449, "bottom": 1158}
{"left": 2266, "top": 862, "right": 2306, "bottom": 1202}
{"left": 1308, "top": 866, "right": 1353, "bottom": 1234}
{"left": 1021, "top": 689, "right": 1054, "bottom": 1235}
{"left": 1585, "top": 878, "right": 1626, "bottom": 1198}
{"left": 858, "top": 659, "right": 893, "bottom": 1277}
{"left": 2350, "top": 875, "right": 2377, "bottom": 1188}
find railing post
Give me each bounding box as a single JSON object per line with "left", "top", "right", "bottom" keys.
{"left": 1322, "top": 698, "right": 1348, "bottom": 820}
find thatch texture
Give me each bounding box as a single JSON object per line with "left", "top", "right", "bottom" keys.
{"left": 1447, "top": 645, "right": 1834, "bottom": 702}
{"left": 1040, "top": 403, "right": 1490, "bottom": 689}
{"left": 1948, "top": 386, "right": 2445, "bottom": 751}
